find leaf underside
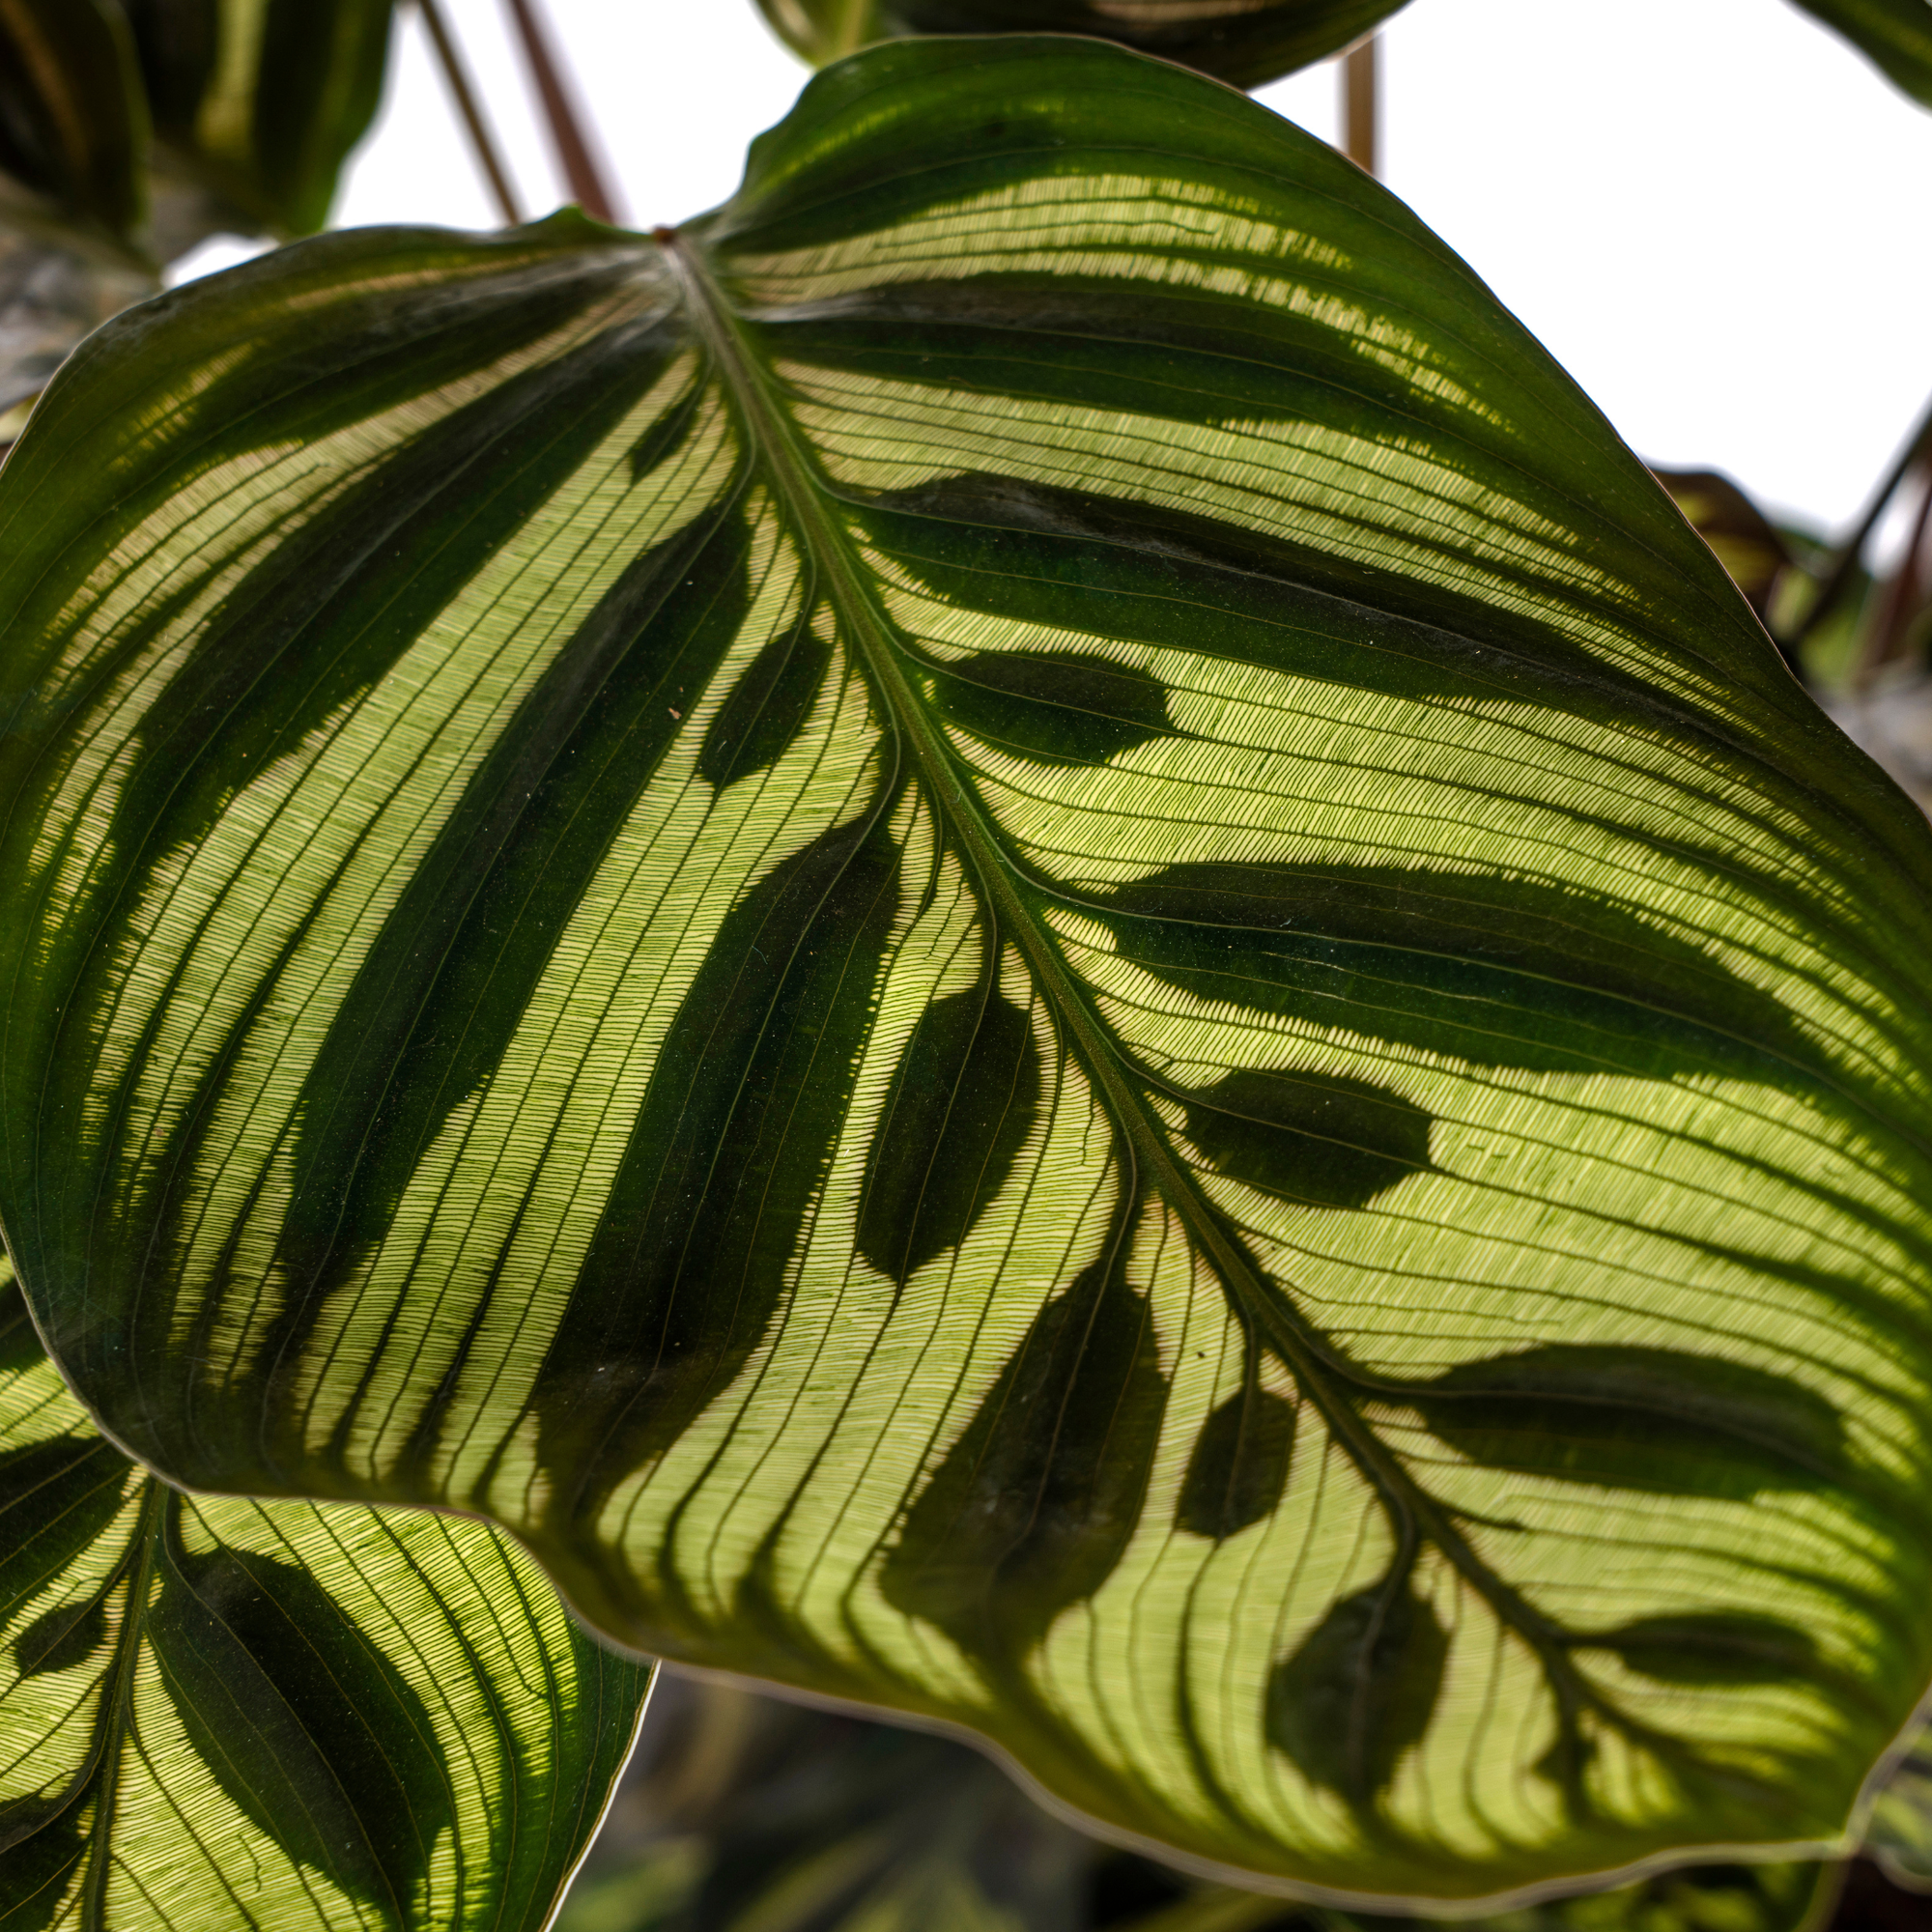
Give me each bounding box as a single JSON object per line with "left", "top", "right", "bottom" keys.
{"left": 0, "top": 1269, "right": 649, "bottom": 1931}
{"left": 2, "top": 35, "right": 1931, "bottom": 1907}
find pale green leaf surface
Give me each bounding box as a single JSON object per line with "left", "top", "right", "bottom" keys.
{"left": 0, "top": 1265, "right": 650, "bottom": 1930}
{"left": 1, "top": 35, "right": 1930, "bottom": 1908}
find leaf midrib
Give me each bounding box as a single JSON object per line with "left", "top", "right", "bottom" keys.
{"left": 657, "top": 230, "right": 1700, "bottom": 1788}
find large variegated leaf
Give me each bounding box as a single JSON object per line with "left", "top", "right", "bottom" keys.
{"left": 0, "top": 1265, "right": 650, "bottom": 1928}
{"left": 752, "top": 0, "right": 1407, "bottom": 85}
{"left": 2, "top": 33, "right": 1930, "bottom": 1908}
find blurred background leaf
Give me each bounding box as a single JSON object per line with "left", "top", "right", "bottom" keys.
{"left": 751, "top": 0, "right": 1408, "bottom": 86}
{"left": 560, "top": 1675, "right": 1860, "bottom": 1932}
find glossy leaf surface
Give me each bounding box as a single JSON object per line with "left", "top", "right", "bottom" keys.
{"left": 2, "top": 35, "right": 1931, "bottom": 1906}
{"left": 0, "top": 1268, "right": 650, "bottom": 1929}
{"left": 753, "top": 0, "right": 1406, "bottom": 86}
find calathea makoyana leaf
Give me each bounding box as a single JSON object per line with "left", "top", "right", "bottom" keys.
{"left": 0, "top": 1266, "right": 649, "bottom": 1929}
{"left": 752, "top": 0, "right": 1408, "bottom": 87}
{"left": 0, "top": 31, "right": 1929, "bottom": 1909}
{"left": 1789, "top": 0, "right": 1932, "bottom": 107}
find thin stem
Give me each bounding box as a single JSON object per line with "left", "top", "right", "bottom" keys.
{"left": 1781, "top": 387, "right": 1932, "bottom": 652}
{"left": 1860, "top": 469, "right": 1932, "bottom": 685}
{"left": 1341, "top": 36, "right": 1378, "bottom": 177}
{"left": 499, "top": 0, "right": 620, "bottom": 224}
{"left": 416, "top": 0, "right": 524, "bottom": 226}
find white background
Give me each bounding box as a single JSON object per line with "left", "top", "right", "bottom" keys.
{"left": 176, "top": 0, "right": 1932, "bottom": 536}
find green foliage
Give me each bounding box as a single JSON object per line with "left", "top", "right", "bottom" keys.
{"left": 0, "top": 1267, "right": 650, "bottom": 1929}
{"left": 749, "top": 0, "right": 1932, "bottom": 109}
{"left": 3, "top": 33, "right": 1929, "bottom": 1908}
{"left": 0, "top": 0, "right": 394, "bottom": 264}
{"left": 752, "top": 0, "right": 1406, "bottom": 86}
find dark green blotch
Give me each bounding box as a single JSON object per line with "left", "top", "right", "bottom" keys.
{"left": 696, "top": 616, "right": 832, "bottom": 787}
{"left": 1268, "top": 1573, "right": 1447, "bottom": 1801}
{"left": 14, "top": 1598, "right": 106, "bottom": 1679}
{"left": 880, "top": 1241, "right": 1168, "bottom": 1661}
{"left": 150, "top": 1511, "right": 451, "bottom": 1922}
{"left": 535, "top": 811, "right": 901, "bottom": 1528}
{"left": 857, "top": 987, "right": 1040, "bottom": 1284}
{"left": 0, "top": 1280, "right": 42, "bottom": 1375}
{"left": 1406, "top": 1345, "right": 1847, "bottom": 1497}
{"left": 1588, "top": 1611, "right": 1819, "bottom": 1686}
{"left": 1182, "top": 1068, "right": 1430, "bottom": 1209}
{"left": 1102, "top": 862, "right": 1810, "bottom": 1077}
{"left": 929, "top": 649, "right": 1176, "bottom": 767}
{"left": 0, "top": 1433, "right": 131, "bottom": 1626}
{"left": 1176, "top": 1386, "right": 1295, "bottom": 1540}
{"left": 629, "top": 381, "right": 704, "bottom": 481}
{"left": 0, "top": 1791, "right": 84, "bottom": 1932}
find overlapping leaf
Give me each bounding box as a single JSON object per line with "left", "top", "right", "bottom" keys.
{"left": 0, "top": 1266, "right": 650, "bottom": 1929}
{"left": 1866, "top": 1720, "right": 1932, "bottom": 1891}
{"left": 1790, "top": 0, "right": 1932, "bottom": 106}
{"left": 752, "top": 0, "right": 1932, "bottom": 106}
{"left": 752, "top": 0, "right": 1406, "bottom": 86}
{"left": 2, "top": 33, "right": 1931, "bottom": 1908}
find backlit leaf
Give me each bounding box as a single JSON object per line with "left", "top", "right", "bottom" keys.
{"left": 0, "top": 1269, "right": 649, "bottom": 1929}
{"left": 2, "top": 34, "right": 1930, "bottom": 1909}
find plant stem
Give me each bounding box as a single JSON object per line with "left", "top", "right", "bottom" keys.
{"left": 416, "top": 0, "right": 524, "bottom": 226}
{"left": 499, "top": 0, "right": 619, "bottom": 224}
{"left": 1342, "top": 35, "right": 1378, "bottom": 176}
{"left": 1781, "top": 387, "right": 1932, "bottom": 653}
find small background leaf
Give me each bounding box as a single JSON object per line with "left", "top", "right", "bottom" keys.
{"left": 752, "top": 0, "right": 1409, "bottom": 86}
